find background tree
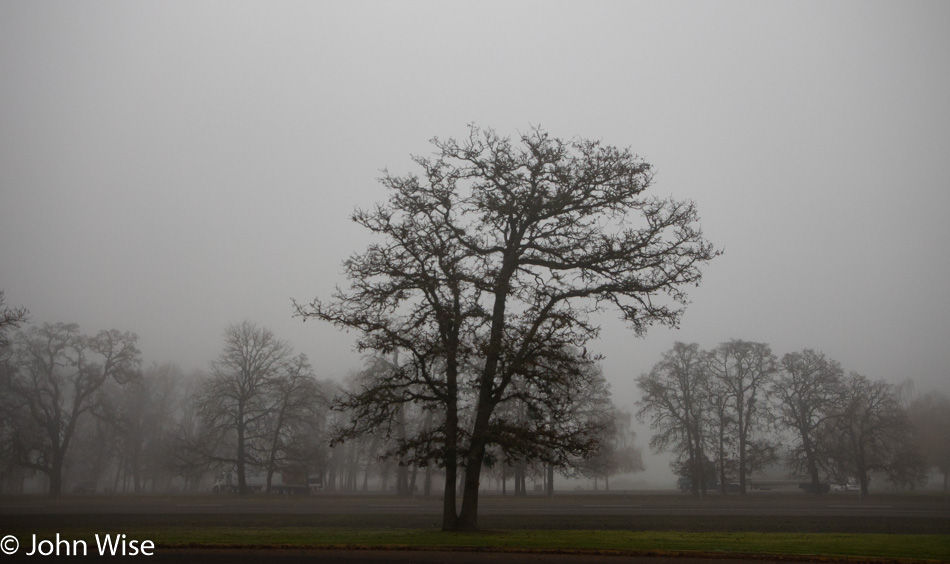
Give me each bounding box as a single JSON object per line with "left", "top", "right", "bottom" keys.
{"left": 907, "top": 391, "right": 950, "bottom": 493}
{"left": 0, "top": 290, "right": 30, "bottom": 492}
{"left": 636, "top": 342, "right": 710, "bottom": 496}
{"left": 298, "top": 126, "right": 718, "bottom": 530}
{"left": 704, "top": 340, "right": 777, "bottom": 494}
{"left": 817, "top": 373, "right": 926, "bottom": 496}
{"left": 6, "top": 323, "right": 140, "bottom": 497}
{"left": 771, "top": 349, "right": 844, "bottom": 493}
{"left": 96, "top": 363, "right": 191, "bottom": 492}
{"left": 252, "top": 352, "right": 323, "bottom": 493}
{"left": 578, "top": 405, "right": 644, "bottom": 490}
{"left": 166, "top": 369, "right": 212, "bottom": 492}
{"left": 193, "top": 321, "right": 294, "bottom": 495}
{"left": 703, "top": 372, "right": 736, "bottom": 493}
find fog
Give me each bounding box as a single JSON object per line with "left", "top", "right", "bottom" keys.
{"left": 2, "top": 1, "right": 949, "bottom": 488}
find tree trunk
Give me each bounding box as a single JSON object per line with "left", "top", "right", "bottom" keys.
{"left": 718, "top": 433, "right": 727, "bottom": 495}
{"left": 396, "top": 402, "right": 410, "bottom": 496}
{"left": 802, "top": 433, "right": 822, "bottom": 494}
{"left": 441, "top": 401, "right": 459, "bottom": 530}
{"left": 514, "top": 463, "right": 525, "bottom": 495}
{"left": 737, "top": 424, "right": 747, "bottom": 495}
{"left": 457, "top": 394, "right": 495, "bottom": 531}
{"left": 236, "top": 419, "right": 248, "bottom": 495}
{"left": 408, "top": 464, "right": 418, "bottom": 496}
{"left": 265, "top": 468, "right": 275, "bottom": 495}
{"left": 49, "top": 451, "right": 64, "bottom": 498}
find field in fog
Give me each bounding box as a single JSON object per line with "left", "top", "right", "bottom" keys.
{"left": 2, "top": 492, "right": 947, "bottom": 561}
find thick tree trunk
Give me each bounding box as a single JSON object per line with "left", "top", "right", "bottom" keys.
{"left": 802, "top": 433, "right": 822, "bottom": 493}
{"left": 457, "top": 450, "right": 484, "bottom": 530}
{"left": 441, "top": 397, "right": 459, "bottom": 530}
{"left": 457, "top": 399, "right": 496, "bottom": 529}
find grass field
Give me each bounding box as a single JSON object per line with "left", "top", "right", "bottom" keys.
{"left": 2, "top": 494, "right": 948, "bottom": 562}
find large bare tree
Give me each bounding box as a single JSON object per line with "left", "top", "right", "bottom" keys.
{"left": 297, "top": 125, "right": 718, "bottom": 530}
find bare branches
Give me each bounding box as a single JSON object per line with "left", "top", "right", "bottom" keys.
{"left": 0, "top": 290, "right": 29, "bottom": 349}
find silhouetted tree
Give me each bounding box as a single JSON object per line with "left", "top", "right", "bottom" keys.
{"left": 297, "top": 125, "right": 718, "bottom": 530}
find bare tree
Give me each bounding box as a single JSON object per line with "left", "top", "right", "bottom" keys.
{"left": 636, "top": 342, "right": 711, "bottom": 496}
{"left": 704, "top": 340, "right": 777, "bottom": 494}
{"left": 253, "top": 353, "right": 324, "bottom": 493}
{"left": 818, "top": 373, "right": 926, "bottom": 496}
{"left": 297, "top": 126, "right": 718, "bottom": 529}
{"left": 6, "top": 323, "right": 140, "bottom": 497}
{"left": 194, "top": 321, "right": 293, "bottom": 495}
{"left": 771, "top": 349, "right": 844, "bottom": 493}
{"left": 578, "top": 405, "right": 644, "bottom": 490}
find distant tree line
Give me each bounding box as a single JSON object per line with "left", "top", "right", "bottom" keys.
{"left": 637, "top": 340, "right": 949, "bottom": 496}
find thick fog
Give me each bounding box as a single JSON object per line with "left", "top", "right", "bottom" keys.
{"left": 2, "top": 2, "right": 948, "bottom": 486}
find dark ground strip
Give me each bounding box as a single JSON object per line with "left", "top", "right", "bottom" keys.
{"left": 2, "top": 513, "right": 948, "bottom": 535}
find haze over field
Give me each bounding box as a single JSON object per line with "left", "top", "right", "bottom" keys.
{"left": 2, "top": 1, "right": 948, "bottom": 486}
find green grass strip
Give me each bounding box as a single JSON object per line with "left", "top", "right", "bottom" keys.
{"left": 24, "top": 528, "right": 950, "bottom": 562}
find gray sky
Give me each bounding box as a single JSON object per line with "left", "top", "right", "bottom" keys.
{"left": 2, "top": 1, "right": 948, "bottom": 482}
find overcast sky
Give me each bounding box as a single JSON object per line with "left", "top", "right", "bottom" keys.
{"left": 2, "top": 1, "right": 948, "bottom": 483}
